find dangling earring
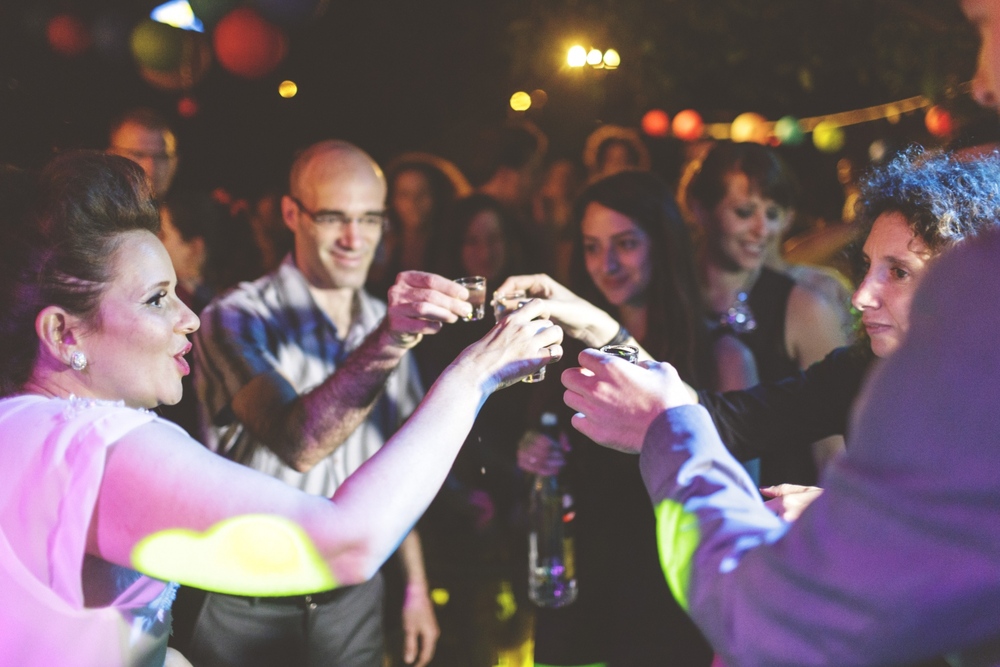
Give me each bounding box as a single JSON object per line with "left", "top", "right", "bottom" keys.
{"left": 70, "top": 351, "right": 88, "bottom": 372}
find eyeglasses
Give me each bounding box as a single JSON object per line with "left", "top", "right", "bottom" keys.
{"left": 289, "top": 196, "right": 387, "bottom": 232}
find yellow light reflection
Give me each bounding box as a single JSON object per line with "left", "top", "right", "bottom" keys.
{"left": 278, "top": 80, "right": 298, "bottom": 98}
{"left": 510, "top": 91, "right": 531, "bottom": 112}
{"left": 431, "top": 588, "right": 450, "bottom": 606}
{"left": 654, "top": 499, "right": 701, "bottom": 612}
{"left": 586, "top": 48, "right": 603, "bottom": 66}
{"left": 567, "top": 45, "right": 587, "bottom": 67}
{"left": 603, "top": 49, "right": 620, "bottom": 68}
{"left": 132, "top": 514, "right": 336, "bottom": 596}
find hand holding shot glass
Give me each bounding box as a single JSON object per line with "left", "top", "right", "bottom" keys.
{"left": 494, "top": 289, "right": 547, "bottom": 382}
{"left": 455, "top": 275, "right": 487, "bottom": 321}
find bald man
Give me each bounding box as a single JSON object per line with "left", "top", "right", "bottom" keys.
{"left": 191, "top": 141, "right": 471, "bottom": 667}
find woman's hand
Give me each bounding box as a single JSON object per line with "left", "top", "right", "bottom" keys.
{"left": 452, "top": 298, "right": 564, "bottom": 393}
{"left": 517, "top": 429, "right": 569, "bottom": 476}
{"left": 760, "top": 484, "right": 824, "bottom": 521}
{"left": 495, "top": 274, "right": 619, "bottom": 348}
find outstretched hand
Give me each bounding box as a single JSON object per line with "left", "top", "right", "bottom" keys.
{"left": 562, "top": 349, "right": 696, "bottom": 454}
{"left": 495, "top": 274, "right": 620, "bottom": 348}
{"left": 384, "top": 271, "right": 476, "bottom": 349}
{"left": 455, "top": 298, "right": 564, "bottom": 393}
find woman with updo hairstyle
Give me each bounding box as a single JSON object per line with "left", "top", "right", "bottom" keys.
{"left": 683, "top": 141, "right": 849, "bottom": 487}
{"left": 0, "top": 152, "right": 562, "bottom": 666}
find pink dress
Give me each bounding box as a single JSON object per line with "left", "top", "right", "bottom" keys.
{"left": 0, "top": 394, "right": 178, "bottom": 666}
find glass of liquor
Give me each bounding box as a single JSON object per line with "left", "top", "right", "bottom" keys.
{"left": 493, "top": 289, "right": 546, "bottom": 382}
{"left": 454, "top": 276, "right": 486, "bottom": 321}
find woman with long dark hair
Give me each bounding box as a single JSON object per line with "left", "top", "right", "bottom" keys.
{"left": 501, "top": 170, "right": 752, "bottom": 666}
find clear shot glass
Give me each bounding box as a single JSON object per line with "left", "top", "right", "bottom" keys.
{"left": 455, "top": 276, "right": 487, "bottom": 321}
{"left": 493, "top": 289, "right": 546, "bottom": 383}
{"left": 599, "top": 344, "right": 639, "bottom": 364}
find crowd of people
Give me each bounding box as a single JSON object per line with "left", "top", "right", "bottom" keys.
{"left": 1, "top": 1, "right": 999, "bottom": 665}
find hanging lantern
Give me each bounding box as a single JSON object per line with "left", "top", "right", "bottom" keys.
{"left": 139, "top": 31, "right": 212, "bottom": 91}
{"left": 868, "top": 139, "right": 888, "bottom": 163}
{"left": 213, "top": 8, "right": 288, "bottom": 79}
{"left": 641, "top": 109, "right": 670, "bottom": 137}
{"left": 812, "top": 121, "right": 845, "bottom": 153}
{"left": 131, "top": 19, "right": 185, "bottom": 71}
{"left": 924, "top": 106, "right": 954, "bottom": 138}
{"left": 730, "top": 112, "right": 768, "bottom": 144}
{"left": 774, "top": 116, "right": 804, "bottom": 146}
{"left": 178, "top": 96, "right": 200, "bottom": 118}
{"left": 671, "top": 110, "right": 704, "bottom": 141}
{"left": 47, "top": 14, "right": 91, "bottom": 57}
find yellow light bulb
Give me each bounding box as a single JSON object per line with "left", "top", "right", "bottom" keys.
{"left": 510, "top": 91, "right": 531, "bottom": 112}
{"left": 586, "top": 48, "right": 603, "bottom": 66}
{"left": 278, "top": 80, "right": 298, "bottom": 98}
{"left": 603, "top": 49, "right": 620, "bottom": 68}
{"left": 567, "top": 45, "right": 587, "bottom": 67}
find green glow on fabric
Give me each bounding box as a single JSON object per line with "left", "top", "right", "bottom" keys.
{"left": 496, "top": 580, "right": 517, "bottom": 621}
{"left": 653, "top": 499, "right": 700, "bottom": 613}
{"left": 132, "top": 514, "right": 336, "bottom": 595}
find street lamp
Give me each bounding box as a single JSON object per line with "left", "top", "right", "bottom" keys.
{"left": 567, "top": 45, "right": 620, "bottom": 69}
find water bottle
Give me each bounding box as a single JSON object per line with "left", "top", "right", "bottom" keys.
{"left": 527, "top": 412, "right": 578, "bottom": 608}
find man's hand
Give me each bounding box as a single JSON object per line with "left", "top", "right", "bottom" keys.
{"left": 401, "top": 585, "right": 439, "bottom": 667}
{"left": 383, "top": 271, "right": 475, "bottom": 349}
{"left": 760, "top": 484, "right": 824, "bottom": 522}
{"left": 562, "top": 349, "right": 696, "bottom": 453}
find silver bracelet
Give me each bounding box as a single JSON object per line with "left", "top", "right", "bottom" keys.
{"left": 604, "top": 324, "right": 631, "bottom": 347}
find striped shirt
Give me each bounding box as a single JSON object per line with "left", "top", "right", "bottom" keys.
{"left": 193, "top": 255, "right": 424, "bottom": 497}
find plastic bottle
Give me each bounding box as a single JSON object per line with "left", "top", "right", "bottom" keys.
{"left": 527, "top": 411, "right": 578, "bottom": 608}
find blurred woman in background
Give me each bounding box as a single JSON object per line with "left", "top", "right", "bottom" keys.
{"left": 683, "top": 141, "right": 849, "bottom": 487}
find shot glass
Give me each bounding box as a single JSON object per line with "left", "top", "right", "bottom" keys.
{"left": 493, "top": 289, "right": 546, "bottom": 383}
{"left": 599, "top": 344, "right": 639, "bottom": 364}
{"left": 455, "top": 276, "right": 486, "bottom": 321}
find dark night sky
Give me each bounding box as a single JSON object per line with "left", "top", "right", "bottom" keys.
{"left": 0, "top": 0, "right": 986, "bottom": 218}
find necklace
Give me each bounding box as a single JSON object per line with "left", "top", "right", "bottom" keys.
{"left": 719, "top": 290, "right": 757, "bottom": 334}
{"left": 716, "top": 266, "right": 761, "bottom": 334}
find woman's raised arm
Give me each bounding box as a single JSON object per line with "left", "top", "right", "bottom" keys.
{"left": 88, "top": 300, "right": 563, "bottom": 595}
